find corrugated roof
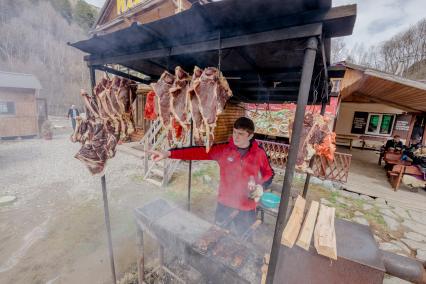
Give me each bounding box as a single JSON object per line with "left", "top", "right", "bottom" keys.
{"left": 0, "top": 71, "right": 42, "bottom": 90}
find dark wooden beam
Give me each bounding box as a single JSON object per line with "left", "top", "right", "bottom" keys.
{"left": 93, "top": 65, "right": 152, "bottom": 83}
{"left": 87, "top": 23, "right": 322, "bottom": 65}
{"left": 239, "top": 86, "right": 299, "bottom": 92}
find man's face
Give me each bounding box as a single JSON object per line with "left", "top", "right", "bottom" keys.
{"left": 394, "top": 137, "right": 400, "bottom": 142}
{"left": 233, "top": 128, "right": 253, "bottom": 148}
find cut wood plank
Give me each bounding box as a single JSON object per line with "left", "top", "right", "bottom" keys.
{"left": 296, "top": 200, "right": 319, "bottom": 250}
{"left": 260, "top": 264, "right": 268, "bottom": 284}
{"left": 281, "top": 195, "right": 306, "bottom": 248}
{"left": 314, "top": 204, "right": 337, "bottom": 260}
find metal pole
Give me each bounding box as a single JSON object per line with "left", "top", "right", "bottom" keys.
{"left": 89, "top": 66, "right": 117, "bottom": 284}
{"left": 101, "top": 175, "right": 117, "bottom": 284}
{"left": 187, "top": 119, "right": 194, "bottom": 211}
{"left": 302, "top": 102, "right": 327, "bottom": 198}
{"left": 302, "top": 37, "right": 329, "bottom": 199}
{"left": 266, "top": 37, "right": 318, "bottom": 284}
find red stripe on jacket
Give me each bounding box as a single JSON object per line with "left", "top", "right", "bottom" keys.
{"left": 169, "top": 138, "right": 274, "bottom": 211}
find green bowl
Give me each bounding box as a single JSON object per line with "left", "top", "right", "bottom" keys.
{"left": 261, "top": 192, "right": 281, "bottom": 208}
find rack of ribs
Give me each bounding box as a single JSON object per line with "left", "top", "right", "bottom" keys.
{"left": 192, "top": 67, "right": 233, "bottom": 152}
{"left": 71, "top": 76, "right": 137, "bottom": 175}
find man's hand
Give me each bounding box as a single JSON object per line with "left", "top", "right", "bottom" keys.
{"left": 249, "top": 184, "right": 264, "bottom": 202}
{"left": 147, "top": 149, "right": 170, "bottom": 162}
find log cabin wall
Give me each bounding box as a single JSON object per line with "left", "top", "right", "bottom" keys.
{"left": 214, "top": 103, "right": 245, "bottom": 143}
{"left": 0, "top": 87, "right": 38, "bottom": 138}
{"left": 94, "top": 0, "right": 192, "bottom": 35}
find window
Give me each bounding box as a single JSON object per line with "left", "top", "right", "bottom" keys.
{"left": 0, "top": 102, "right": 16, "bottom": 115}
{"left": 366, "top": 113, "right": 395, "bottom": 135}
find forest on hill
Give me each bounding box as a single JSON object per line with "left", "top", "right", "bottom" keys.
{"left": 0, "top": 0, "right": 98, "bottom": 114}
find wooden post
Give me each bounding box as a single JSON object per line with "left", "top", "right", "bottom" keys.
{"left": 266, "top": 36, "right": 318, "bottom": 284}
{"left": 406, "top": 114, "right": 416, "bottom": 146}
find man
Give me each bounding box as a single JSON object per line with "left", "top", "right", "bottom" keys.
{"left": 384, "top": 135, "right": 403, "bottom": 151}
{"left": 149, "top": 117, "right": 274, "bottom": 236}
{"left": 67, "top": 105, "right": 80, "bottom": 130}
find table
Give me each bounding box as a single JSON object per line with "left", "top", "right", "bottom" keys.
{"left": 359, "top": 135, "right": 388, "bottom": 150}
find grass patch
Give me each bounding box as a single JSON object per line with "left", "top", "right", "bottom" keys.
{"left": 352, "top": 199, "right": 365, "bottom": 209}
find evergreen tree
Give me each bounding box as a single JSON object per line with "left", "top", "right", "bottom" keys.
{"left": 49, "top": 0, "right": 73, "bottom": 22}
{"left": 74, "top": 0, "right": 98, "bottom": 31}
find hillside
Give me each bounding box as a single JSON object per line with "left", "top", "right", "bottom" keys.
{"left": 0, "top": 0, "right": 99, "bottom": 114}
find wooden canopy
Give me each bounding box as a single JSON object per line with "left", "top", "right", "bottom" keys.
{"left": 340, "top": 62, "right": 426, "bottom": 113}
{"left": 70, "top": 0, "right": 356, "bottom": 104}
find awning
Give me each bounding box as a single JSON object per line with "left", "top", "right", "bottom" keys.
{"left": 340, "top": 62, "right": 426, "bottom": 112}
{"left": 69, "top": 0, "right": 356, "bottom": 104}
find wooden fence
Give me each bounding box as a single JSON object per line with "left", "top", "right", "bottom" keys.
{"left": 256, "top": 139, "right": 352, "bottom": 183}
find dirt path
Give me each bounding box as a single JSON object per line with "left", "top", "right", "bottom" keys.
{"left": 0, "top": 121, "right": 164, "bottom": 284}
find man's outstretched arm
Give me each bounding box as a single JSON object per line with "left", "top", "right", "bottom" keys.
{"left": 148, "top": 144, "right": 227, "bottom": 162}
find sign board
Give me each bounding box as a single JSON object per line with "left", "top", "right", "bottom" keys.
{"left": 394, "top": 120, "right": 409, "bottom": 131}
{"left": 351, "top": 111, "right": 368, "bottom": 134}
{"left": 117, "top": 0, "right": 146, "bottom": 15}
{"left": 392, "top": 114, "right": 412, "bottom": 139}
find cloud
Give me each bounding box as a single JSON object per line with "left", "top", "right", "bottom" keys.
{"left": 367, "top": 17, "right": 405, "bottom": 34}
{"left": 333, "top": 0, "right": 425, "bottom": 48}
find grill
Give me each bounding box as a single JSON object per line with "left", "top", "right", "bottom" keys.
{"left": 134, "top": 199, "right": 426, "bottom": 284}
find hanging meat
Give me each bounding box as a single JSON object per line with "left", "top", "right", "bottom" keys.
{"left": 289, "top": 113, "right": 336, "bottom": 173}
{"left": 187, "top": 66, "right": 205, "bottom": 146}
{"left": 71, "top": 77, "right": 137, "bottom": 175}
{"left": 192, "top": 67, "right": 233, "bottom": 152}
{"left": 170, "top": 66, "right": 191, "bottom": 129}
{"left": 150, "top": 71, "right": 175, "bottom": 131}
{"left": 149, "top": 66, "right": 233, "bottom": 151}
{"left": 169, "top": 66, "right": 191, "bottom": 144}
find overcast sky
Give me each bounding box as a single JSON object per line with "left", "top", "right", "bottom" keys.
{"left": 86, "top": 0, "right": 425, "bottom": 49}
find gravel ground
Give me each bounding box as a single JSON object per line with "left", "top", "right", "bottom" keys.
{"left": 0, "top": 117, "right": 162, "bottom": 284}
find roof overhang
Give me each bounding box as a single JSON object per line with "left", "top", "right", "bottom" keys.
{"left": 341, "top": 63, "right": 426, "bottom": 112}
{"left": 71, "top": 0, "right": 356, "bottom": 104}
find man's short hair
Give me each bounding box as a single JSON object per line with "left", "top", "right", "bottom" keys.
{"left": 394, "top": 135, "right": 400, "bottom": 138}
{"left": 234, "top": 117, "right": 255, "bottom": 134}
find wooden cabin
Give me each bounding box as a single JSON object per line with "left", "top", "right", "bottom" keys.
{"left": 92, "top": 0, "right": 194, "bottom": 35}
{"left": 0, "top": 71, "right": 42, "bottom": 139}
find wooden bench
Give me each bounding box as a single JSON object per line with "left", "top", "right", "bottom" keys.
{"left": 335, "top": 135, "right": 357, "bottom": 150}
{"left": 387, "top": 163, "right": 423, "bottom": 191}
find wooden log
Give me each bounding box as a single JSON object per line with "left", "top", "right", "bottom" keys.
{"left": 296, "top": 200, "right": 319, "bottom": 250}
{"left": 314, "top": 204, "right": 337, "bottom": 260}
{"left": 281, "top": 195, "right": 306, "bottom": 248}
